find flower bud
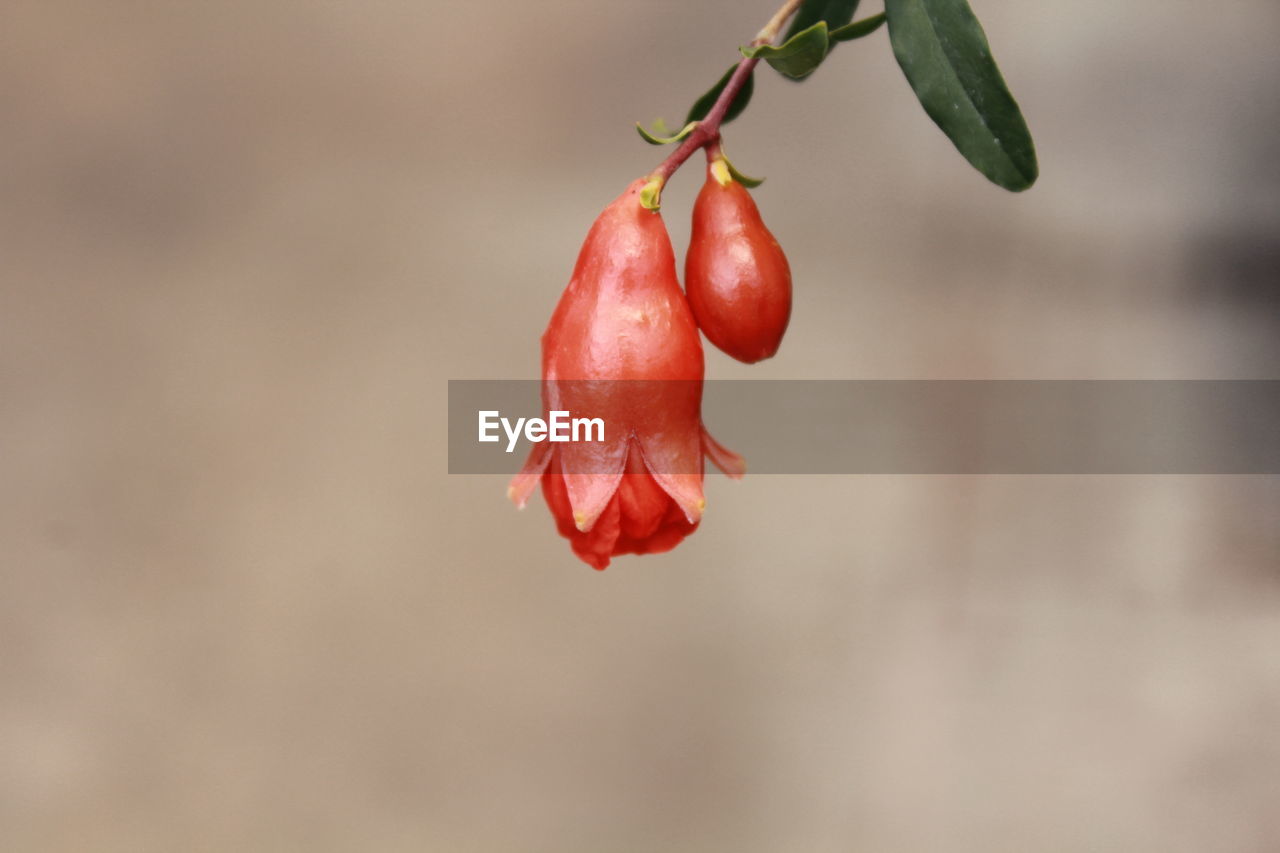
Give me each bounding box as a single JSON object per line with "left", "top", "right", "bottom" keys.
{"left": 685, "top": 158, "right": 792, "bottom": 363}
{"left": 509, "top": 179, "right": 744, "bottom": 570}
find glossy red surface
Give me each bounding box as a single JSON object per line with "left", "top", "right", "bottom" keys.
{"left": 509, "top": 179, "right": 744, "bottom": 570}
{"left": 685, "top": 165, "right": 792, "bottom": 363}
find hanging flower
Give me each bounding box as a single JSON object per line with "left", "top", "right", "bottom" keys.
{"left": 508, "top": 179, "right": 744, "bottom": 570}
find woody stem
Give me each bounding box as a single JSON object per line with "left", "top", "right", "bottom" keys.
{"left": 648, "top": 0, "right": 804, "bottom": 186}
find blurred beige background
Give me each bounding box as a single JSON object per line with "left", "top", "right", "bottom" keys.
{"left": 2, "top": 1, "right": 1279, "bottom": 850}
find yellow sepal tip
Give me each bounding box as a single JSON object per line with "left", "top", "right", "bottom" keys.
{"left": 639, "top": 177, "right": 665, "bottom": 211}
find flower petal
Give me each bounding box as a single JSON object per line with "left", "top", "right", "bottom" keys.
{"left": 540, "top": 455, "right": 578, "bottom": 536}
{"left": 636, "top": 432, "right": 705, "bottom": 525}
{"left": 701, "top": 424, "right": 746, "bottom": 479}
{"left": 613, "top": 499, "right": 698, "bottom": 557}
{"left": 543, "top": 457, "right": 622, "bottom": 569}
{"left": 508, "top": 440, "right": 554, "bottom": 508}
{"left": 551, "top": 413, "right": 628, "bottom": 531}
{"left": 615, "top": 447, "right": 671, "bottom": 540}
{"left": 569, "top": 495, "right": 621, "bottom": 570}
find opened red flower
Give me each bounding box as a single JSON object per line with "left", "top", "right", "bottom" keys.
{"left": 508, "top": 178, "right": 744, "bottom": 570}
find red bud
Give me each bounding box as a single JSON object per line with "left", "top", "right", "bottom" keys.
{"left": 685, "top": 160, "right": 792, "bottom": 363}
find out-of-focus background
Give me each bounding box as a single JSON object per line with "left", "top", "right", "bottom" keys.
{"left": 2, "top": 1, "right": 1278, "bottom": 850}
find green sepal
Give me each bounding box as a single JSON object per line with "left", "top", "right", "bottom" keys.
{"left": 722, "top": 155, "right": 764, "bottom": 188}
{"left": 742, "top": 22, "right": 830, "bottom": 81}
{"left": 830, "top": 12, "right": 885, "bottom": 43}
{"left": 884, "top": 0, "right": 1038, "bottom": 191}
{"left": 635, "top": 120, "right": 698, "bottom": 146}
{"left": 639, "top": 178, "right": 664, "bottom": 211}
{"left": 685, "top": 64, "right": 755, "bottom": 126}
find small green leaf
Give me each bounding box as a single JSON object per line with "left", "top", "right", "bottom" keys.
{"left": 783, "top": 0, "right": 862, "bottom": 42}
{"left": 685, "top": 64, "right": 755, "bottom": 126}
{"left": 635, "top": 120, "right": 698, "bottom": 146}
{"left": 742, "top": 22, "right": 830, "bottom": 81}
{"left": 649, "top": 117, "right": 679, "bottom": 137}
{"left": 884, "top": 0, "right": 1038, "bottom": 191}
{"left": 724, "top": 157, "right": 764, "bottom": 188}
{"left": 830, "top": 12, "right": 885, "bottom": 43}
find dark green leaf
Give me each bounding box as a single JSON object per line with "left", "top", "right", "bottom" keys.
{"left": 884, "top": 0, "right": 1038, "bottom": 191}
{"left": 783, "top": 0, "right": 861, "bottom": 42}
{"left": 635, "top": 120, "right": 698, "bottom": 145}
{"left": 685, "top": 64, "right": 755, "bottom": 126}
{"left": 742, "top": 22, "right": 831, "bottom": 81}
{"left": 829, "top": 12, "right": 885, "bottom": 43}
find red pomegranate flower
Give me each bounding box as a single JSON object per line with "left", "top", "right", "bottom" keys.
{"left": 508, "top": 178, "right": 744, "bottom": 570}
